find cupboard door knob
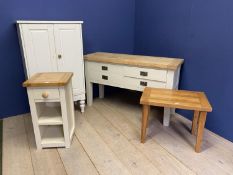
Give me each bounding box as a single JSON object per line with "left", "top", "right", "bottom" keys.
{"left": 58, "top": 54, "right": 62, "bottom": 59}
{"left": 42, "top": 92, "right": 49, "bottom": 98}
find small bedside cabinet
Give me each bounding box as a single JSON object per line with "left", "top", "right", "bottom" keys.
{"left": 23, "top": 72, "right": 75, "bottom": 149}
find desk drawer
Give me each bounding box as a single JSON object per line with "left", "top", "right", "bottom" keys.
{"left": 90, "top": 73, "right": 123, "bottom": 86}
{"left": 124, "top": 66, "right": 167, "bottom": 82}
{"left": 32, "top": 88, "right": 60, "bottom": 100}
{"left": 124, "top": 77, "right": 166, "bottom": 91}
{"left": 85, "top": 62, "right": 123, "bottom": 74}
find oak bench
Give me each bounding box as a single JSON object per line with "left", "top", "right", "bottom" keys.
{"left": 140, "top": 87, "right": 212, "bottom": 153}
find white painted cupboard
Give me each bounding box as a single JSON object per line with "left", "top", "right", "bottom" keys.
{"left": 17, "top": 21, "right": 86, "bottom": 112}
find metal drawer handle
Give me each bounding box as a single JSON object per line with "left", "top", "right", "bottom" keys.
{"left": 102, "top": 66, "right": 108, "bottom": 71}
{"left": 42, "top": 92, "right": 49, "bottom": 98}
{"left": 58, "top": 54, "right": 62, "bottom": 59}
{"left": 102, "top": 75, "right": 108, "bottom": 80}
{"left": 140, "top": 71, "right": 148, "bottom": 76}
{"left": 140, "top": 81, "right": 147, "bottom": 86}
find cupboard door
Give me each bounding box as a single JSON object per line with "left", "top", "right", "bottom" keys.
{"left": 22, "top": 24, "right": 57, "bottom": 76}
{"left": 54, "top": 24, "right": 85, "bottom": 95}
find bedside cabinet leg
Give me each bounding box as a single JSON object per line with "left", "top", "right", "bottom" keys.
{"left": 80, "top": 100, "right": 85, "bottom": 113}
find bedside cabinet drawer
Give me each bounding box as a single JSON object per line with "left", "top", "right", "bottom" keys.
{"left": 124, "top": 66, "right": 167, "bottom": 82}
{"left": 32, "top": 88, "right": 60, "bottom": 100}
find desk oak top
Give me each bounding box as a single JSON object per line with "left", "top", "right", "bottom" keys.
{"left": 84, "top": 52, "right": 184, "bottom": 70}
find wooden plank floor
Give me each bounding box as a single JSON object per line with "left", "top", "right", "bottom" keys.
{"left": 3, "top": 91, "right": 233, "bottom": 175}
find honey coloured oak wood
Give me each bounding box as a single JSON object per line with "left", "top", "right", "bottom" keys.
{"left": 140, "top": 87, "right": 212, "bottom": 153}
{"left": 23, "top": 72, "right": 73, "bottom": 87}
{"left": 140, "top": 87, "right": 212, "bottom": 112}
{"left": 84, "top": 52, "right": 184, "bottom": 70}
{"left": 191, "top": 111, "right": 200, "bottom": 135}
{"left": 141, "top": 105, "right": 150, "bottom": 143}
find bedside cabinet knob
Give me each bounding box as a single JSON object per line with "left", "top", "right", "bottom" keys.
{"left": 42, "top": 92, "right": 49, "bottom": 98}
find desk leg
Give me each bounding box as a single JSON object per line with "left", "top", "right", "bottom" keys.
{"left": 163, "top": 108, "right": 171, "bottom": 126}
{"left": 86, "top": 82, "right": 93, "bottom": 106}
{"left": 141, "top": 105, "right": 150, "bottom": 143}
{"left": 99, "top": 84, "right": 104, "bottom": 99}
{"left": 195, "top": 111, "right": 207, "bottom": 153}
{"left": 171, "top": 108, "right": 176, "bottom": 115}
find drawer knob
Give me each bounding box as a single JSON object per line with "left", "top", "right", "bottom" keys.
{"left": 140, "top": 71, "right": 148, "bottom": 76}
{"left": 140, "top": 81, "right": 147, "bottom": 86}
{"left": 42, "top": 92, "right": 49, "bottom": 98}
{"left": 102, "top": 66, "right": 108, "bottom": 71}
{"left": 102, "top": 75, "right": 108, "bottom": 80}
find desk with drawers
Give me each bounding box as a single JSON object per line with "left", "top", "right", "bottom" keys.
{"left": 84, "top": 52, "right": 184, "bottom": 126}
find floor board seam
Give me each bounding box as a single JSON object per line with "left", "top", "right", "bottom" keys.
{"left": 56, "top": 149, "right": 69, "bottom": 175}
{"left": 76, "top": 114, "right": 133, "bottom": 175}
{"left": 74, "top": 132, "right": 101, "bottom": 175}
{"left": 23, "top": 115, "right": 36, "bottom": 175}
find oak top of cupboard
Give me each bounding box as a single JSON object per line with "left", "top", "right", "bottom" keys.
{"left": 140, "top": 87, "right": 212, "bottom": 112}
{"left": 23, "top": 72, "right": 73, "bottom": 87}
{"left": 84, "top": 52, "right": 184, "bottom": 70}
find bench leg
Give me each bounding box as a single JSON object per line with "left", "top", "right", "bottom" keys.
{"left": 141, "top": 105, "right": 150, "bottom": 143}
{"left": 195, "top": 112, "right": 207, "bottom": 153}
{"left": 191, "top": 111, "right": 200, "bottom": 135}
{"left": 163, "top": 108, "right": 171, "bottom": 126}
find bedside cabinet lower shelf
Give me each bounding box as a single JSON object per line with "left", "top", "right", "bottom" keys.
{"left": 40, "top": 125, "right": 65, "bottom": 148}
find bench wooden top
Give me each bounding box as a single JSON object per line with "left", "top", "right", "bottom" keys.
{"left": 140, "top": 87, "right": 212, "bottom": 112}
{"left": 84, "top": 52, "right": 184, "bottom": 70}
{"left": 23, "top": 72, "right": 73, "bottom": 87}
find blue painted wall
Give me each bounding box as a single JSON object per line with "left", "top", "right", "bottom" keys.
{"left": 135, "top": 0, "right": 233, "bottom": 141}
{"left": 0, "top": 0, "right": 135, "bottom": 118}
